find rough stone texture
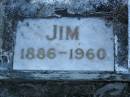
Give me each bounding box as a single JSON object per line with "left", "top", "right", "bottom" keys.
{"left": 0, "top": 1, "right": 4, "bottom": 49}
{"left": 114, "top": 1, "right": 128, "bottom": 68}
{"left": 0, "top": 81, "right": 128, "bottom": 97}
{"left": 0, "top": 0, "right": 129, "bottom": 97}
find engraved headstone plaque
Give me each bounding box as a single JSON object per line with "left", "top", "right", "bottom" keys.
{"left": 13, "top": 17, "right": 114, "bottom": 71}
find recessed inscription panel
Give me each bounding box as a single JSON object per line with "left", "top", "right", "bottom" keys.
{"left": 13, "top": 17, "right": 114, "bottom": 71}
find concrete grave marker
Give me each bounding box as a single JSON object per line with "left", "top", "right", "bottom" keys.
{"left": 0, "top": 0, "right": 129, "bottom": 81}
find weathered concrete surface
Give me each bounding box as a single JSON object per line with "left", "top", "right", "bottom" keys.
{"left": 0, "top": 0, "right": 129, "bottom": 97}
{"left": 0, "top": 0, "right": 128, "bottom": 72}
{"left": 1, "top": 0, "right": 127, "bottom": 71}
{"left": 0, "top": 81, "right": 128, "bottom": 97}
